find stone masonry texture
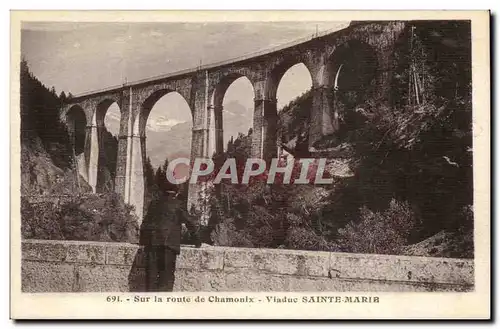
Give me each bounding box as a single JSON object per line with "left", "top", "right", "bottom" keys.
{"left": 21, "top": 239, "right": 474, "bottom": 293}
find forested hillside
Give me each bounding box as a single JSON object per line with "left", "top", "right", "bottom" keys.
{"left": 201, "top": 22, "right": 474, "bottom": 258}
{"left": 20, "top": 60, "right": 139, "bottom": 243}
{"left": 20, "top": 59, "right": 90, "bottom": 195}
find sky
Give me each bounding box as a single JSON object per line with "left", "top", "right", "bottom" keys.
{"left": 21, "top": 21, "right": 349, "bottom": 136}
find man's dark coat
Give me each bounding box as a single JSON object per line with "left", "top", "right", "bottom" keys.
{"left": 140, "top": 194, "right": 200, "bottom": 253}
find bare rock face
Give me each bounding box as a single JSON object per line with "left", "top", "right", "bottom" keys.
{"left": 402, "top": 231, "right": 457, "bottom": 258}
{"left": 402, "top": 230, "right": 473, "bottom": 259}
{"left": 20, "top": 133, "right": 91, "bottom": 196}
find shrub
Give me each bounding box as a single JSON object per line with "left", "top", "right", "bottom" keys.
{"left": 286, "top": 226, "right": 340, "bottom": 252}
{"left": 337, "top": 199, "right": 416, "bottom": 254}
{"left": 59, "top": 193, "right": 140, "bottom": 243}
{"left": 21, "top": 199, "right": 64, "bottom": 240}
{"left": 210, "top": 218, "right": 254, "bottom": 248}
{"left": 21, "top": 193, "right": 140, "bottom": 243}
{"left": 446, "top": 204, "right": 474, "bottom": 258}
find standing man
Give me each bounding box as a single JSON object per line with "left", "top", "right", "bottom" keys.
{"left": 141, "top": 185, "right": 201, "bottom": 292}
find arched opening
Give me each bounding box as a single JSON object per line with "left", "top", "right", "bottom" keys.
{"left": 328, "top": 41, "right": 378, "bottom": 110}
{"left": 276, "top": 63, "right": 313, "bottom": 110}
{"left": 95, "top": 100, "right": 121, "bottom": 193}
{"left": 65, "top": 105, "right": 88, "bottom": 188}
{"left": 275, "top": 62, "right": 313, "bottom": 159}
{"left": 323, "top": 41, "right": 378, "bottom": 139}
{"left": 211, "top": 75, "right": 254, "bottom": 160}
{"left": 205, "top": 74, "right": 255, "bottom": 234}
{"left": 141, "top": 90, "right": 193, "bottom": 211}
{"left": 143, "top": 91, "right": 192, "bottom": 168}
{"left": 65, "top": 105, "right": 86, "bottom": 156}
{"left": 103, "top": 103, "right": 121, "bottom": 136}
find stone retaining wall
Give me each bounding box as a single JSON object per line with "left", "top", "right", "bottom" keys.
{"left": 21, "top": 239, "right": 474, "bottom": 292}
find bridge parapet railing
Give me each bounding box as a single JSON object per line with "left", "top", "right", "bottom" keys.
{"left": 72, "top": 26, "right": 348, "bottom": 98}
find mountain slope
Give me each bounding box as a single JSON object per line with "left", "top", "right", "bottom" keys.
{"left": 20, "top": 59, "right": 92, "bottom": 195}
{"left": 143, "top": 100, "right": 253, "bottom": 168}
{"left": 21, "top": 131, "right": 92, "bottom": 195}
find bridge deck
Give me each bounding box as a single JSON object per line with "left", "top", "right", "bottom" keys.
{"left": 71, "top": 25, "right": 351, "bottom": 99}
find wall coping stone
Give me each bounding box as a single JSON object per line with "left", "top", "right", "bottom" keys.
{"left": 21, "top": 239, "right": 474, "bottom": 286}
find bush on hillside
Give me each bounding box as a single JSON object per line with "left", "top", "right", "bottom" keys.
{"left": 336, "top": 199, "right": 417, "bottom": 255}
{"left": 21, "top": 199, "right": 64, "bottom": 241}
{"left": 286, "top": 226, "right": 340, "bottom": 252}
{"left": 21, "top": 193, "right": 140, "bottom": 243}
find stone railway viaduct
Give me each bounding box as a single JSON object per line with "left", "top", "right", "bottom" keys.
{"left": 61, "top": 21, "right": 411, "bottom": 221}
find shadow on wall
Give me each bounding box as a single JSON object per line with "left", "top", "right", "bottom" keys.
{"left": 127, "top": 193, "right": 197, "bottom": 292}
{"left": 128, "top": 247, "right": 147, "bottom": 292}
{"left": 127, "top": 200, "right": 154, "bottom": 292}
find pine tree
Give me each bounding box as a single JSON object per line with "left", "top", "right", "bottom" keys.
{"left": 144, "top": 157, "right": 155, "bottom": 189}
{"left": 160, "top": 157, "right": 176, "bottom": 192}
{"left": 154, "top": 166, "right": 164, "bottom": 189}
{"left": 227, "top": 136, "right": 234, "bottom": 153}
{"left": 162, "top": 158, "right": 169, "bottom": 173}
{"left": 59, "top": 91, "right": 67, "bottom": 104}
{"left": 20, "top": 59, "right": 73, "bottom": 169}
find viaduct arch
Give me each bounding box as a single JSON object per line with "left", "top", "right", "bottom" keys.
{"left": 61, "top": 21, "right": 409, "bottom": 223}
